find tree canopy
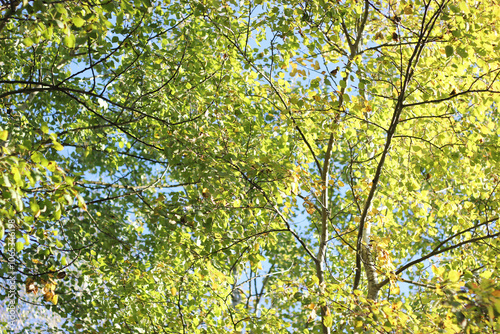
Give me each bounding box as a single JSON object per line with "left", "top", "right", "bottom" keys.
{"left": 1, "top": 0, "right": 500, "bottom": 333}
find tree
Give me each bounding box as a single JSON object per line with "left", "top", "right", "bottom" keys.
{"left": 1, "top": 0, "right": 499, "bottom": 333}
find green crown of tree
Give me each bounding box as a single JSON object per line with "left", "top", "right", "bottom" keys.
{"left": 1, "top": 0, "right": 499, "bottom": 333}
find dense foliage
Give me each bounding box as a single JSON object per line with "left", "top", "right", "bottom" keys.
{"left": 1, "top": 0, "right": 499, "bottom": 333}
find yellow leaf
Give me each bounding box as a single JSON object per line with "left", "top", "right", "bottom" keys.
{"left": 391, "top": 284, "right": 400, "bottom": 295}
{"left": 254, "top": 243, "right": 260, "bottom": 252}
{"left": 393, "top": 301, "right": 403, "bottom": 310}
{"left": 313, "top": 61, "right": 320, "bottom": 70}
{"left": 0, "top": 130, "right": 8, "bottom": 141}
{"left": 171, "top": 287, "right": 177, "bottom": 296}
{"left": 306, "top": 303, "right": 316, "bottom": 310}
{"left": 431, "top": 265, "right": 445, "bottom": 277}
{"left": 51, "top": 294, "right": 58, "bottom": 305}
{"left": 448, "top": 270, "right": 460, "bottom": 282}
{"left": 480, "top": 271, "right": 492, "bottom": 279}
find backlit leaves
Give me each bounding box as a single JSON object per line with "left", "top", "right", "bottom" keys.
{"left": 1, "top": 0, "right": 499, "bottom": 333}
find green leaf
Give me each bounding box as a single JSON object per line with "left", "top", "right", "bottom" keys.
{"left": 64, "top": 34, "right": 76, "bottom": 48}
{"left": 16, "top": 241, "right": 24, "bottom": 252}
{"left": 2, "top": 174, "right": 11, "bottom": 187}
{"left": 31, "top": 152, "right": 43, "bottom": 163}
{"left": 41, "top": 124, "right": 49, "bottom": 134}
{"left": 456, "top": 47, "right": 468, "bottom": 58}
{"left": 324, "top": 314, "right": 333, "bottom": 327}
{"left": 63, "top": 194, "right": 73, "bottom": 205}
{"left": 72, "top": 17, "right": 85, "bottom": 27}
{"left": 12, "top": 167, "right": 22, "bottom": 186}
{"left": 52, "top": 141, "right": 64, "bottom": 151}
{"left": 53, "top": 207, "right": 62, "bottom": 220}
{"left": 30, "top": 200, "right": 40, "bottom": 214}
{"left": 445, "top": 45, "right": 454, "bottom": 57}
{"left": 23, "top": 37, "right": 34, "bottom": 47}
{"left": 449, "top": 4, "right": 460, "bottom": 13}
